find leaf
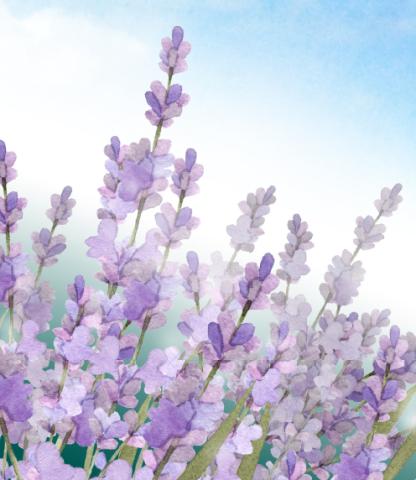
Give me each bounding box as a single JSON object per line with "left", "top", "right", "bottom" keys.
{"left": 237, "top": 403, "right": 271, "bottom": 480}
{"left": 384, "top": 429, "right": 416, "bottom": 480}
{"left": 177, "top": 387, "right": 252, "bottom": 480}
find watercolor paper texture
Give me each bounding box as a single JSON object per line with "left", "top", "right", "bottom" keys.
{"left": 0, "top": 1, "right": 415, "bottom": 479}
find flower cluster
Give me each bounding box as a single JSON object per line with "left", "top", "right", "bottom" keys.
{"left": 0, "top": 25, "right": 413, "bottom": 480}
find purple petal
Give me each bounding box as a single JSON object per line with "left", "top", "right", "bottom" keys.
{"left": 172, "top": 26, "right": 184, "bottom": 49}
{"left": 186, "top": 251, "right": 199, "bottom": 273}
{"left": 110, "top": 136, "right": 121, "bottom": 158}
{"left": 185, "top": 148, "right": 197, "bottom": 171}
{"left": 46, "top": 243, "right": 66, "bottom": 257}
{"left": 390, "top": 325, "right": 400, "bottom": 347}
{"left": 74, "top": 275, "right": 85, "bottom": 303}
{"left": 362, "top": 386, "right": 378, "bottom": 411}
{"left": 61, "top": 186, "right": 72, "bottom": 202}
{"left": 230, "top": 323, "right": 255, "bottom": 346}
{"left": 145, "top": 91, "right": 162, "bottom": 116}
{"left": 259, "top": 253, "right": 274, "bottom": 281}
{"left": 208, "top": 322, "right": 224, "bottom": 358}
{"left": 166, "top": 84, "right": 182, "bottom": 105}
{"left": 6, "top": 192, "right": 18, "bottom": 211}
{"left": 287, "top": 450, "right": 296, "bottom": 477}
{"left": 39, "top": 228, "right": 51, "bottom": 246}
{"left": 382, "top": 380, "right": 399, "bottom": 400}
{"left": 175, "top": 207, "right": 192, "bottom": 227}
{"left": 279, "top": 321, "right": 289, "bottom": 341}
{"left": 0, "top": 140, "right": 5, "bottom": 162}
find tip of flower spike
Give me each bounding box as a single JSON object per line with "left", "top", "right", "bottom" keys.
{"left": 172, "top": 26, "right": 184, "bottom": 49}
{"left": 61, "top": 186, "right": 72, "bottom": 202}
{"left": 259, "top": 253, "right": 274, "bottom": 281}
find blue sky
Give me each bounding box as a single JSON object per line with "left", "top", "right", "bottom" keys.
{"left": 0, "top": 0, "right": 415, "bottom": 331}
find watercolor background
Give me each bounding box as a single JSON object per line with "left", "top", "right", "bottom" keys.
{"left": 0, "top": 0, "right": 415, "bottom": 476}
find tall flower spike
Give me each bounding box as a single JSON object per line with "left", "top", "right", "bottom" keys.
{"left": 227, "top": 186, "right": 276, "bottom": 253}
{"left": 277, "top": 214, "right": 313, "bottom": 283}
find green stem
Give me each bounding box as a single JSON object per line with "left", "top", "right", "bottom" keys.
{"left": 0, "top": 417, "right": 22, "bottom": 480}
{"left": 84, "top": 444, "right": 96, "bottom": 474}
{"left": 128, "top": 195, "right": 146, "bottom": 248}
{"left": 154, "top": 443, "right": 177, "bottom": 479}
{"left": 129, "top": 314, "right": 151, "bottom": 365}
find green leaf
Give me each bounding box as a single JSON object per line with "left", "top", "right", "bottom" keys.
{"left": 384, "top": 429, "right": 416, "bottom": 480}
{"left": 237, "top": 403, "right": 271, "bottom": 480}
{"left": 177, "top": 387, "right": 252, "bottom": 480}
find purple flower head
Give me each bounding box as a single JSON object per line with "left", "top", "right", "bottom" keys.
{"left": 32, "top": 228, "right": 67, "bottom": 267}
{"left": 145, "top": 80, "right": 189, "bottom": 128}
{"left": 320, "top": 250, "right": 365, "bottom": 306}
{"left": 19, "top": 443, "right": 85, "bottom": 480}
{"left": 142, "top": 397, "right": 195, "bottom": 448}
{"left": 159, "top": 26, "right": 191, "bottom": 75}
{"left": 0, "top": 372, "right": 32, "bottom": 421}
{"left": 154, "top": 202, "right": 199, "bottom": 248}
{"left": 123, "top": 278, "right": 160, "bottom": 325}
{"left": 277, "top": 214, "right": 313, "bottom": 283}
{"left": 375, "top": 183, "right": 402, "bottom": 217}
{"left": 73, "top": 275, "right": 85, "bottom": 303}
{"left": 118, "top": 156, "right": 153, "bottom": 201}
{"left": 47, "top": 186, "right": 76, "bottom": 225}
{"left": 0, "top": 191, "right": 27, "bottom": 233}
{"left": 171, "top": 148, "right": 204, "bottom": 198}
{"left": 239, "top": 253, "right": 278, "bottom": 309}
{"left": 227, "top": 186, "right": 276, "bottom": 252}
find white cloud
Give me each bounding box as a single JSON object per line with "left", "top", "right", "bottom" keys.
{"left": 0, "top": 1, "right": 414, "bottom": 333}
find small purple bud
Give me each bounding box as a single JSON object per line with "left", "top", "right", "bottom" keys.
{"left": 391, "top": 183, "right": 402, "bottom": 196}
{"left": 286, "top": 451, "right": 296, "bottom": 478}
{"left": 39, "top": 228, "right": 51, "bottom": 246}
{"left": 74, "top": 275, "right": 85, "bottom": 303}
{"left": 259, "top": 253, "right": 274, "bottom": 281}
{"left": 279, "top": 321, "right": 289, "bottom": 341}
{"left": 6, "top": 192, "right": 18, "bottom": 212}
{"left": 166, "top": 84, "right": 182, "bottom": 105}
{"left": 208, "top": 322, "right": 224, "bottom": 358}
{"left": 186, "top": 251, "right": 199, "bottom": 273}
{"left": 0, "top": 140, "right": 6, "bottom": 162}
{"left": 347, "top": 312, "right": 359, "bottom": 322}
{"left": 108, "top": 323, "right": 121, "bottom": 337}
{"left": 263, "top": 185, "right": 276, "bottom": 203}
{"left": 230, "top": 323, "right": 255, "bottom": 346}
{"left": 172, "top": 26, "right": 184, "bottom": 49}
{"left": 61, "top": 186, "right": 72, "bottom": 203}
{"left": 239, "top": 279, "right": 249, "bottom": 299}
{"left": 110, "top": 136, "right": 120, "bottom": 158}
{"left": 390, "top": 325, "right": 400, "bottom": 347}
{"left": 382, "top": 380, "right": 399, "bottom": 401}
{"left": 175, "top": 207, "right": 192, "bottom": 227}
{"left": 185, "top": 148, "right": 197, "bottom": 171}
{"left": 292, "top": 214, "right": 301, "bottom": 231}
{"left": 145, "top": 91, "right": 162, "bottom": 117}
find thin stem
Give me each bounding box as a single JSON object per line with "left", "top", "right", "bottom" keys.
{"left": 34, "top": 220, "right": 58, "bottom": 287}
{"left": 285, "top": 279, "right": 291, "bottom": 302}
{"left": 154, "top": 443, "right": 176, "bottom": 479}
{"left": 199, "top": 360, "right": 221, "bottom": 397}
{"left": 0, "top": 417, "right": 22, "bottom": 480}
{"left": 312, "top": 294, "right": 330, "bottom": 329}
{"left": 7, "top": 295, "right": 14, "bottom": 343}
{"left": 128, "top": 195, "right": 146, "bottom": 248}
{"left": 2, "top": 440, "right": 8, "bottom": 477}
{"left": 129, "top": 314, "right": 151, "bottom": 365}
{"left": 84, "top": 444, "right": 96, "bottom": 475}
